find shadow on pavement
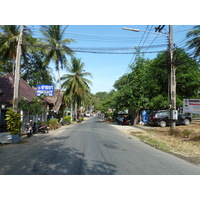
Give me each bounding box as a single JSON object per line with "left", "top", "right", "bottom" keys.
{"left": 3, "top": 136, "right": 117, "bottom": 175}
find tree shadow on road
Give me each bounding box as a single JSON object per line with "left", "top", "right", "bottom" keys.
{"left": 3, "top": 136, "right": 117, "bottom": 175}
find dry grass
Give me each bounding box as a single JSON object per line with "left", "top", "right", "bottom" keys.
{"left": 130, "top": 121, "right": 200, "bottom": 165}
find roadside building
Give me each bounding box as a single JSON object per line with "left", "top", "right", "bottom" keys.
{"left": 0, "top": 73, "right": 64, "bottom": 132}
{"left": 0, "top": 73, "right": 37, "bottom": 132}
{"left": 45, "top": 89, "right": 64, "bottom": 120}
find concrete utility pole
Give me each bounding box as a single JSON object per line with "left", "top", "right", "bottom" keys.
{"left": 13, "top": 25, "right": 24, "bottom": 112}
{"left": 122, "top": 26, "right": 177, "bottom": 128}
{"left": 168, "top": 25, "right": 176, "bottom": 128}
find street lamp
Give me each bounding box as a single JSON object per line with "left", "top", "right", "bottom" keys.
{"left": 122, "top": 26, "right": 177, "bottom": 128}
{"left": 122, "top": 27, "right": 167, "bottom": 37}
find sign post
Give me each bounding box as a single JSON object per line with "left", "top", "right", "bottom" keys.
{"left": 36, "top": 85, "right": 54, "bottom": 97}
{"left": 183, "top": 99, "right": 200, "bottom": 114}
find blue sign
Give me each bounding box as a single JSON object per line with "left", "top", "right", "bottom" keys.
{"left": 36, "top": 85, "right": 54, "bottom": 96}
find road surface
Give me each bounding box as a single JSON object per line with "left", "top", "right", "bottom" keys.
{"left": 1, "top": 116, "right": 200, "bottom": 175}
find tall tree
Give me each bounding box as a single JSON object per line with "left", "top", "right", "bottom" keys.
{"left": 0, "top": 25, "right": 20, "bottom": 74}
{"left": 40, "top": 25, "right": 75, "bottom": 90}
{"left": 0, "top": 25, "right": 33, "bottom": 75}
{"left": 113, "top": 49, "right": 200, "bottom": 121}
{"left": 186, "top": 25, "right": 200, "bottom": 60}
{"left": 21, "top": 51, "right": 55, "bottom": 87}
{"left": 61, "top": 57, "right": 92, "bottom": 120}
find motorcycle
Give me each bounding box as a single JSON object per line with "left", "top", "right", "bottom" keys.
{"left": 117, "top": 117, "right": 132, "bottom": 125}
{"left": 25, "top": 123, "right": 33, "bottom": 137}
{"left": 38, "top": 125, "right": 49, "bottom": 133}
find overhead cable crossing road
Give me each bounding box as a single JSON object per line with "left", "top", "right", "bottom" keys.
{"left": 22, "top": 43, "right": 167, "bottom": 54}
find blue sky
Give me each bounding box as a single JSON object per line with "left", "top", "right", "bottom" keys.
{"left": 2, "top": 2, "right": 198, "bottom": 95}
{"left": 48, "top": 25, "right": 194, "bottom": 94}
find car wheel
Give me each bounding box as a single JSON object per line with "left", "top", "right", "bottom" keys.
{"left": 184, "top": 119, "right": 190, "bottom": 125}
{"left": 160, "top": 121, "right": 167, "bottom": 127}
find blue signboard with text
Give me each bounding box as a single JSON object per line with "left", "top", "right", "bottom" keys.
{"left": 36, "top": 85, "right": 54, "bottom": 97}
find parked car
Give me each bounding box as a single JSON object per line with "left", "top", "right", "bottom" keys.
{"left": 148, "top": 110, "right": 191, "bottom": 127}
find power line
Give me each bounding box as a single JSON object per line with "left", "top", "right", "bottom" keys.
{"left": 124, "top": 25, "right": 150, "bottom": 74}
{"left": 22, "top": 43, "right": 165, "bottom": 54}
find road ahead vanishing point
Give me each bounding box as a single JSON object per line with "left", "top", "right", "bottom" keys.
{"left": 1, "top": 116, "right": 200, "bottom": 175}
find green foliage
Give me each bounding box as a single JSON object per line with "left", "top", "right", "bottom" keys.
{"left": 19, "top": 96, "right": 44, "bottom": 117}
{"left": 186, "top": 25, "right": 200, "bottom": 59}
{"left": 5, "top": 107, "right": 22, "bottom": 135}
{"left": 182, "top": 129, "right": 192, "bottom": 138}
{"left": 94, "top": 90, "right": 117, "bottom": 113}
{"left": 21, "top": 51, "right": 55, "bottom": 87}
{"left": 49, "top": 118, "right": 58, "bottom": 130}
{"left": 19, "top": 96, "right": 44, "bottom": 116}
{"left": 63, "top": 115, "right": 71, "bottom": 123}
{"left": 61, "top": 57, "right": 93, "bottom": 120}
{"left": 105, "top": 112, "right": 114, "bottom": 122}
{"left": 113, "top": 49, "right": 200, "bottom": 112}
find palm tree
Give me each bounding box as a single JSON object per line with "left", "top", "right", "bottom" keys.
{"left": 61, "top": 57, "right": 93, "bottom": 120}
{"left": 0, "top": 25, "right": 35, "bottom": 75}
{"left": 186, "top": 25, "right": 200, "bottom": 59}
{"left": 0, "top": 25, "right": 20, "bottom": 74}
{"left": 40, "top": 25, "right": 75, "bottom": 90}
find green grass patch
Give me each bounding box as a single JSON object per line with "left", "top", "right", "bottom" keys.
{"left": 135, "top": 134, "right": 170, "bottom": 152}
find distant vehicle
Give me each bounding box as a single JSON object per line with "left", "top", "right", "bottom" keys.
{"left": 85, "top": 113, "right": 90, "bottom": 117}
{"left": 148, "top": 110, "right": 192, "bottom": 127}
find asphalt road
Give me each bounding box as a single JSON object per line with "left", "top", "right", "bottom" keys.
{"left": 1, "top": 116, "right": 200, "bottom": 175}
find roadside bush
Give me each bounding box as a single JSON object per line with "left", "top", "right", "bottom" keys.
{"left": 63, "top": 115, "right": 71, "bottom": 125}
{"left": 5, "top": 107, "right": 22, "bottom": 135}
{"left": 80, "top": 117, "right": 84, "bottom": 121}
{"left": 184, "top": 129, "right": 200, "bottom": 141}
{"left": 182, "top": 129, "right": 192, "bottom": 138}
{"left": 57, "top": 122, "right": 61, "bottom": 129}
{"left": 49, "top": 118, "right": 58, "bottom": 130}
{"left": 105, "top": 112, "right": 114, "bottom": 122}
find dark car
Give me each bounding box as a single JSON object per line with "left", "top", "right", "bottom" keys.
{"left": 148, "top": 110, "right": 191, "bottom": 127}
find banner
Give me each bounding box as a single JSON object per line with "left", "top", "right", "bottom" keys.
{"left": 36, "top": 85, "right": 54, "bottom": 97}
{"left": 183, "top": 99, "right": 200, "bottom": 114}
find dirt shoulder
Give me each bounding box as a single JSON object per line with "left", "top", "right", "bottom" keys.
{"left": 111, "top": 121, "right": 200, "bottom": 166}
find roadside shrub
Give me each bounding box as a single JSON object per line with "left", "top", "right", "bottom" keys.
{"left": 80, "top": 117, "right": 84, "bottom": 121}
{"left": 57, "top": 122, "right": 61, "bottom": 129}
{"left": 182, "top": 129, "right": 192, "bottom": 138}
{"left": 49, "top": 118, "right": 58, "bottom": 130}
{"left": 63, "top": 115, "right": 71, "bottom": 125}
{"left": 183, "top": 129, "right": 200, "bottom": 141}
{"left": 5, "top": 107, "right": 22, "bottom": 135}
{"left": 105, "top": 112, "right": 114, "bottom": 122}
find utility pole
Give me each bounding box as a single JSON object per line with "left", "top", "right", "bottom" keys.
{"left": 168, "top": 25, "right": 177, "bottom": 128}
{"left": 122, "top": 26, "right": 177, "bottom": 128}
{"left": 13, "top": 25, "right": 24, "bottom": 112}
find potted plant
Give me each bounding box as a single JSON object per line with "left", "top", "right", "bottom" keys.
{"left": 5, "top": 107, "right": 22, "bottom": 143}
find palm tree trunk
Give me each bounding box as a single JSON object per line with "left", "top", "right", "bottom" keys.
{"left": 58, "top": 69, "right": 61, "bottom": 90}
{"left": 70, "top": 102, "right": 73, "bottom": 122}
{"left": 75, "top": 97, "right": 77, "bottom": 121}
{"left": 56, "top": 60, "right": 62, "bottom": 90}
{"left": 12, "top": 58, "right": 15, "bottom": 75}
